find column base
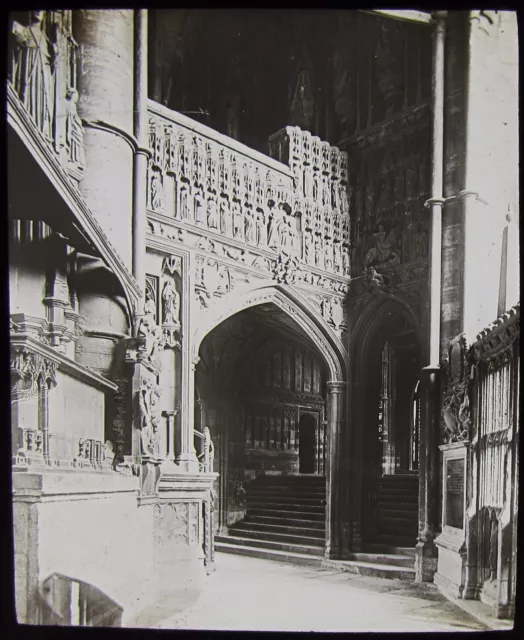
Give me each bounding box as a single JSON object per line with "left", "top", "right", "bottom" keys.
{"left": 415, "top": 537, "right": 438, "bottom": 582}
{"left": 175, "top": 453, "right": 200, "bottom": 473}
{"left": 205, "top": 561, "right": 216, "bottom": 575}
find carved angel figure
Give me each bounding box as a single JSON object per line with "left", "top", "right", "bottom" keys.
{"left": 207, "top": 197, "right": 219, "bottom": 229}
{"left": 364, "top": 224, "right": 400, "bottom": 268}
{"left": 245, "top": 208, "right": 256, "bottom": 244}
{"left": 232, "top": 201, "right": 244, "bottom": 239}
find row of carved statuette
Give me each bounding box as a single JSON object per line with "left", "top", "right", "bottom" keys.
{"left": 11, "top": 346, "right": 58, "bottom": 397}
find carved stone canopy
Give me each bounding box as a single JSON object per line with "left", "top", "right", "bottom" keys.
{"left": 11, "top": 345, "right": 58, "bottom": 398}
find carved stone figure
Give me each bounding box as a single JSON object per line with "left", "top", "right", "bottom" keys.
{"left": 314, "top": 235, "right": 324, "bottom": 269}
{"left": 364, "top": 224, "right": 400, "bottom": 268}
{"left": 342, "top": 247, "right": 351, "bottom": 275}
{"left": 220, "top": 199, "right": 233, "bottom": 236}
{"left": 333, "top": 241, "right": 342, "bottom": 274}
{"left": 11, "top": 11, "right": 57, "bottom": 140}
{"left": 304, "top": 228, "right": 314, "bottom": 266}
{"left": 137, "top": 294, "right": 163, "bottom": 363}
{"left": 365, "top": 267, "right": 385, "bottom": 291}
{"left": 194, "top": 190, "right": 206, "bottom": 224}
{"left": 151, "top": 172, "right": 163, "bottom": 211}
{"left": 321, "top": 298, "right": 334, "bottom": 324}
{"left": 232, "top": 201, "right": 244, "bottom": 239}
{"left": 207, "top": 197, "right": 219, "bottom": 229}
{"left": 162, "top": 279, "right": 180, "bottom": 326}
{"left": 138, "top": 378, "right": 162, "bottom": 457}
{"left": 65, "top": 88, "right": 85, "bottom": 169}
{"left": 256, "top": 209, "right": 267, "bottom": 247}
{"left": 267, "top": 209, "right": 282, "bottom": 251}
{"left": 244, "top": 208, "right": 256, "bottom": 244}
{"left": 325, "top": 237, "right": 334, "bottom": 272}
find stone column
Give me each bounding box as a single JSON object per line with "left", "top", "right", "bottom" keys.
{"left": 176, "top": 354, "right": 199, "bottom": 471}
{"left": 162, "top": 409, "right": 178, "bottom": 461}
{"left": 325, "top": 380, "right": 345, "bottom": 559}
{"left": 73, "top": 10, "right": 135, "bottom": 271}
{"left": 415, "top": 365, "right": 441, "bottom": 581}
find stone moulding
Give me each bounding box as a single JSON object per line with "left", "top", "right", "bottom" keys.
{"left": 10, "top": 334, "right": 118, "bottom": 393}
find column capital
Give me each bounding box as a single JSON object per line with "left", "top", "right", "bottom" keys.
{"left": 327, "top": 380, "right": 346, "bottom": 394}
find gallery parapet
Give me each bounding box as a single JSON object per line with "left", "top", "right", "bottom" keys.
{"left": 146, "top": 100, "right": 351, "bottom": 280}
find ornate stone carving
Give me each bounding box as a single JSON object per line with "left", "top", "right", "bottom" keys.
{"left": 11, "top": 345, "right": 57, "bottom": 399}
{"left": 65, "top": 88, "right": 85, "bottom": 171}
{"left": 161, "top": 279, "right": 180, "bottom": 327}
{"left": 196, "top": 259, "right": 232, "bottom": 308}
{"left": 137, "top": 377, "right": 162, "bottom": 458}
{"left": 441, "top": 335, "right": 474, "bottom": 444}
{"left": 136, "top": 280, "right": 163, "bottom": 367}
{"left": 473, "top": 303, "right": 520, "bottom": 369}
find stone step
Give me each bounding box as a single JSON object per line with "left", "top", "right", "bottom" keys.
{"left": 376, "top": 511, "right": 418, "bottom": 522}
{"left": 215, "top": 544, "right": 324, "bottom": 568}
{"left": 348, "top": 552, "right": 415, "bottom": 568}
{"left": 234, "top": 520, "right": 325, "bottom": 538}
{"left": 367, "top": 534, "right": 418, "bottom": 547}
{"left": 247, "top": 502, "right": 325, "bottom": 514}
{"left": 247, "top": 495, "right": 326, "bottom": 506}
{"left": 248, "top": 508, "right": 325, "bottom": 521}
{"left": 245, "top": 514, "right": 326, "bottom": 530}
{"left": 364, "top": 543, "right": 416, "bottom": 556}
{"left": 215, "top": 534, "right": 325, "bottom": 557}
{"left": 248, "top": 487, "right": 327, "bottom": 497}
{"left": 322, "top": 558, "right": 416, "bottom": 581}
{"left": 228, "top": 526, "right": 325, "bottom": 547}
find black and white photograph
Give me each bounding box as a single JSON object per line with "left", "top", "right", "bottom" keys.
{"left": 6, "top": 7, "right": 519, "bottom": 632}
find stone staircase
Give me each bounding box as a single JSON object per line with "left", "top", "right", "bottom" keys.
{"left": 216, "top": 475, "right": 326, "bottom": 566}
{"left": 366, "top": 474, "right": 419, "bottom": 549}
{"left": 215, "top": 474, "right": 418, "bottom": 580}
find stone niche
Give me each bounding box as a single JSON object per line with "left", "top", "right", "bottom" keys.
{"left": 434, "top": 441, "right": 470, "bottom": 598}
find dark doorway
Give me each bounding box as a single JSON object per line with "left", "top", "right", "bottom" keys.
{"left": 299, "top": 414, "right": 316, "bottom": 474}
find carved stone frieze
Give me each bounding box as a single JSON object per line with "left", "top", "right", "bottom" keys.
{"left": 11, "top": 345, "right": 58, "bottom": 399}
{"left": 195, "top": 258, "right": 233, "bottom": 309}
{"left": 136, "top": 376, "right": 163, "bottom": 458}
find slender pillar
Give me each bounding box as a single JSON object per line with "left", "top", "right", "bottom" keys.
{"left": 133, "top": 9, "right": 148, "bottom": 316}
{"left": 325, "top": 380, "right": 346, "bottom": 559}
{"left": 176, "top": 355, "right": 199, "bottom": 471}
{"left": 415, "top": 11, "right": 446, "bottom": 582}
{"left": 163, "top": 409, "right": 177, "bottom": 461}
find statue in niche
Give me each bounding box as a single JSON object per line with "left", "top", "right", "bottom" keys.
{"left": 364, "top": 224, "right": 400, "bottom": 269}
{"left": 267, "top": 208, "right": 282, "bottom": 251}
{"left": 256, "top": 209, "right": 267, "bottom": 247}
{"left": 162, "top": 279, "right": 180, "bottom": 327}
{"left": 321, "top": 298, "right": 334, "bottom": 325}
{"left": 289, "top": 69, "right": 315, "bottom": 131}
{"left": 194, "top": 190, "right": 206, "bottom": 224}
{"left": 333, "top": 240, "right": 342, "bottom": 274}
{"left": 207, "top": 197, "right": 219, "bottom": 229}
{"left": 244, "top": 208, "right": 256, "bottom": 244}
{"left": 220, "top": 199, "right": 233, "bottom": 236}
{"left": 414, "top": 221, "right": 428, "bottom": 259}
{"left": 65, "top": 88, "right": 85, "bottom": 169}
{"left": 325, "top": 237, "right": 334, "bottom": 272}
{"left": 151, "top": 172, "right": 163, "bottom": 211}
{"left": 11, "top": 11, "right": 57, "bottom": 140}
{"left": 342, "top": 246, "right": 351, "bottom": 275}
{"left": 304, "top": 228, "right": 314, "bottom": 266}
{"left": 314, "top": 235, "right": 324, "bottom": 269}
{"left": 232, "top": 201, "right": 244, "bottom": 239}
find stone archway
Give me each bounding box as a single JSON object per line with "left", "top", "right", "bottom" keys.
{"left": 190, "top": 284, "right": 348, "bottom": 559}
{"left": 349, "top": 293, "right": 424, "bottom": 552}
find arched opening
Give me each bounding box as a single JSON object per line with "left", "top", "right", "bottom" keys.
{"left": 354, "top": 298, "right": 422, "bottom": 551}
{"left": 195, "top": 300, "right": 335, "bottom": 552}
{"left": 298, "top": 413, "right": 317, "bottom": 474}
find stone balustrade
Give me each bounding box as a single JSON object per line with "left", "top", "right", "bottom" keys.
{"left": 147, "top": 101, "right": 351, "bottom": 280}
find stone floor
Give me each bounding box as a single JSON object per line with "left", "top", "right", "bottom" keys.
{"left": 155, "top": 553, "right": 501, "bottom": 633}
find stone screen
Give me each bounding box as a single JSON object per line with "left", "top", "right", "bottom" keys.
{"left": 445, "top": 457, "right": 465, "bottom": 530}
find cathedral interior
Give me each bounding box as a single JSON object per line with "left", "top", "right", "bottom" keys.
{"left": 7, "top": 8, "right": 519, "bottom": 629}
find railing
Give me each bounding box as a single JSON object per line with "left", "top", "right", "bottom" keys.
{"left": 8, "top": 10, "right": 85, "bottom": 186}
{"left": 195, "top": 427, "right": 214, "bottom": 473}
{"left": 147, "top": 101, "right": 351, "bottom": 280}
{"left": 471, "top": 303, "right": 520, "bottom": 614}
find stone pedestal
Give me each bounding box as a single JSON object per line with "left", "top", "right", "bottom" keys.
{"left": 434, "top": 441, "right": 470, "bottom": 597}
